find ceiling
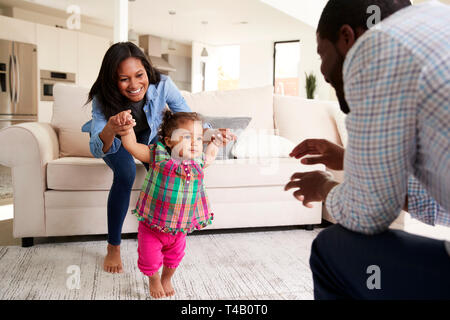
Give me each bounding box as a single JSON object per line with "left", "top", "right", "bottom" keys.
{"left": 1, "top": 0, "right": 448, "bottom": 45}
{"left": 0, "top": 0, "right": 318, "bottom": 45}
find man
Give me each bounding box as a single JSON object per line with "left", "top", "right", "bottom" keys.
{"left": 285, "top": 0, "right": 450, "bottom": 299}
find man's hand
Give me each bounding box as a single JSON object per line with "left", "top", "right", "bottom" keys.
{"left": 284, "top": 170, "right": 339, "bottom": 208}
{"left": 289, "top": 139, "right": 345, "bottom": 171}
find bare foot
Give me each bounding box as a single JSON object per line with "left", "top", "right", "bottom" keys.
{"left": 149, "top": 273, "right": 165, "bottom": 299}
{"left": 161, "top": 266, "right": 176, "bottom": 297}
{"left": 103, "top": 244, "right": 123, "bottom": 274}
{"left": 161, "top": 277, "right": 175, "bottom": 297}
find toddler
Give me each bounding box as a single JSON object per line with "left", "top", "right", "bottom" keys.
{"left": 121, "top": 111, "right": 224, "bottom": 298}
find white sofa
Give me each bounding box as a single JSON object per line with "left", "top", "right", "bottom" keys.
{"left": 0, "top": 84, "right": 348, "bottom": 247}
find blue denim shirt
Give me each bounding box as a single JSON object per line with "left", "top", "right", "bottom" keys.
{"left": 81, "top": 75, "right": 210, "bottom": 158}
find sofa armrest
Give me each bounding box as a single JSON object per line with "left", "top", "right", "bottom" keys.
{"left": 0, "top": 122, "right": 59, "bottom": 238}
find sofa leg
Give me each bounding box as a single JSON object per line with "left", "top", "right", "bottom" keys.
{"left": 21, "top": 237, "right": 34, "bottom": 247}
{"left": 304, "top": 224, "right": 314, "bottom": 231}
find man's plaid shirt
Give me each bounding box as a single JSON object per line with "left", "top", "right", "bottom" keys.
{"left": 326, "top": 2, "right": 450, "bottom": 235}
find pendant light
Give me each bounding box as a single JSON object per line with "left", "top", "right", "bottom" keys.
{"left": 201, "top": 21, "right": 208, "bottom": 57}
{"left": 128, "top": 0, "right": 138, "bottom": 42}
{"left": 168, "top": 10, "right": 176, "bottom": 51}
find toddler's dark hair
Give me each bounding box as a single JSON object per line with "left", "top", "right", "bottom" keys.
{"left": 158, "top": 110, "right": 203, "bottom": 145}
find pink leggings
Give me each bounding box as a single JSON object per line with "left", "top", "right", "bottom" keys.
{"left": 137, "top": 221, "right": 187, "bottom": 276}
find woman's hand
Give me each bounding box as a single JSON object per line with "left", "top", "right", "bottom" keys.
{"left": 289, "top": 139, "right": 345, "bottom": 171}
{"left": 107, "top": 110, "right": 136, "bottom": 136}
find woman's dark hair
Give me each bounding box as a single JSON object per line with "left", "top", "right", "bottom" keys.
{"left": 158, "top": 110, "right": 203, "bottom": 146}
{"left": 86, "top": 41, "right": 161, "bottom": 120}
{"left": 317, "top": 0, "right": 411, "bottom": 42}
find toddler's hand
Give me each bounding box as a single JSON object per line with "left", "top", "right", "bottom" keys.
{"left": 108, "top": 110, "right": 136, "bottom": 136}
{"left": 207, "top": 128, "right": 236, "bottom": 147}
{"left": 114, "top": 110, "right": 134, "bottom": 126}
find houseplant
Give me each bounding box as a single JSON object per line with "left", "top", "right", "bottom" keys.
{"left": 305, "top": 72, "right": 317, "bottom": 99}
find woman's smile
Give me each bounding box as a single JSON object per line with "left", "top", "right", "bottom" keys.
{"left": 117, "top": 57, "right": 149, "bottom": 102}
{"left": 127, "top": 87, "right": 144, "bottom": 95}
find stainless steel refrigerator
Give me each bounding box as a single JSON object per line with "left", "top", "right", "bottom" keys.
{"left": 0, "top": 39, "right": 38, "bottom": 130}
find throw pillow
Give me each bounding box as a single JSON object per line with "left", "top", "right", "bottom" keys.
{"left": 52, "top": 83, "right": 93, "bottom": 157}
{"left": 201, "top": 115, "right": 252, "bottom": 160}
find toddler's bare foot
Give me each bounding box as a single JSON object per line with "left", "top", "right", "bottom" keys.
{"left": 103, "top": 244, "right": 123, "bottom": 274}
{"left": 161, "top": 277, "right": 175, "bottom": 297}
{"left": 149, "top": 273, "right": 165, "bottom": 299}
{"left": 161, "top": 266, "right": 177, "bottom": 297}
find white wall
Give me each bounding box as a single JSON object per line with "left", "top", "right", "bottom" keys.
{"left": 191, "top": 41, "right": 219, "bottom": 93}
{"left": 192, "top": 26, "right": 335, "bottom": 100}
{"left": 241, "top": 33, "right": 333, "bottom": 100}
{"left": 191, "top": 41, "right": 275, "bottom": 93}
{"left": 298, "top": 30, "right": 332, "bottom": 100}
{"left": 239, "top": 41, "right": 274, "bottom": 89}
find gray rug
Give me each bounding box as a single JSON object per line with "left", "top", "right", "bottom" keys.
{"left": 0, "top": 165, "right": 13, "bottom": 200}
{"left": 0, "top": 228, "right": 321, "bottom": 300}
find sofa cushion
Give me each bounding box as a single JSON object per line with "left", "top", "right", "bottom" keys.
{"left": 273, "top": 95, "right": 343, "bottom": 147}
{"left": 46, "top": 157, "right": 148, "bottom": 191}
{"left": 205, "top": 158, "right": 324, "bottom": 188}
{"left": 231, "top": 131, "right": 295, "bottom": 158}
{"left": 51, "top": 84, "right": 92, "bottom": 158}
{"left": 46, "top": 156, "right": 324, "bottom": 191}
{"left": 181, "top": 86, "right": 275, "bottom": 131}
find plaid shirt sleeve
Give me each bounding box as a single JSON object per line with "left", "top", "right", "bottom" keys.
{"left": 407, "top": 175, "right": 448, "bottom": 226}
{"left": 325, "top": 30, "right": 424, "bottom": 234}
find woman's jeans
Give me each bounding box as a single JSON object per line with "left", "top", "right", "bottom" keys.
{"left": 102, "top": 130, "right": 151, "bottom": 246}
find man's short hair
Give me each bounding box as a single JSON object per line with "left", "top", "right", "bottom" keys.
{"left": 317, "top": 0, "right": 411, "bottom": 42}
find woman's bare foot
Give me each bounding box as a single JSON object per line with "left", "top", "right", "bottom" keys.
{"left": 149, "top": 273, "right": 165, "bottom": 299}
{"left": 103, "top": 244, "right": 123, "bottom": 273}
{"left": 161, "top": 266, "right": 177, "bottom": 297}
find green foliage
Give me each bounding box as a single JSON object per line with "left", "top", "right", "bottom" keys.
{"left": 305, "top": 72, "right": 317, "bottom": 99}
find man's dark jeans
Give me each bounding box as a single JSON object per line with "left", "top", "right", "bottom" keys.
{"left": 310, "top": 224, "right": 450, "bottom": 299}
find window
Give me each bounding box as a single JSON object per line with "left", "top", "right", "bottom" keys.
{"left": 273, "top": 40, "right": 300, "bottom": 96}
{"left": 216, "top": 45, "right": 240, "bottom": 91}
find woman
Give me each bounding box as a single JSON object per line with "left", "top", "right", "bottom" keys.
{"left": 82, "top": 42, "right": 230, "bottom": 274}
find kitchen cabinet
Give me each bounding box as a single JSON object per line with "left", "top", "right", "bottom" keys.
{"left": 163, "top": 53, "right": 192, "bottom": 91}
{"left": 36, "top": 24, "right": 78, "bottom": 123}
{"left": 58, "top": 28, "right": 78, "bottom": 74}
{"left": 36, "top": 24, "right": 58, "bottom": 71}
{"left": 36, "top": 24, "right": 77, "bottom": 73}
{"left": 0, "top": 15, "right": 36, "bottom": 44}
{"left": 1, "top": 15, "right": 111, "bottom": 122}
{"left": 77, "top": 32, "right": 110, "bottom": 88}
{"left": 36, "top": 23, "right": 110, "bottom": 87}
